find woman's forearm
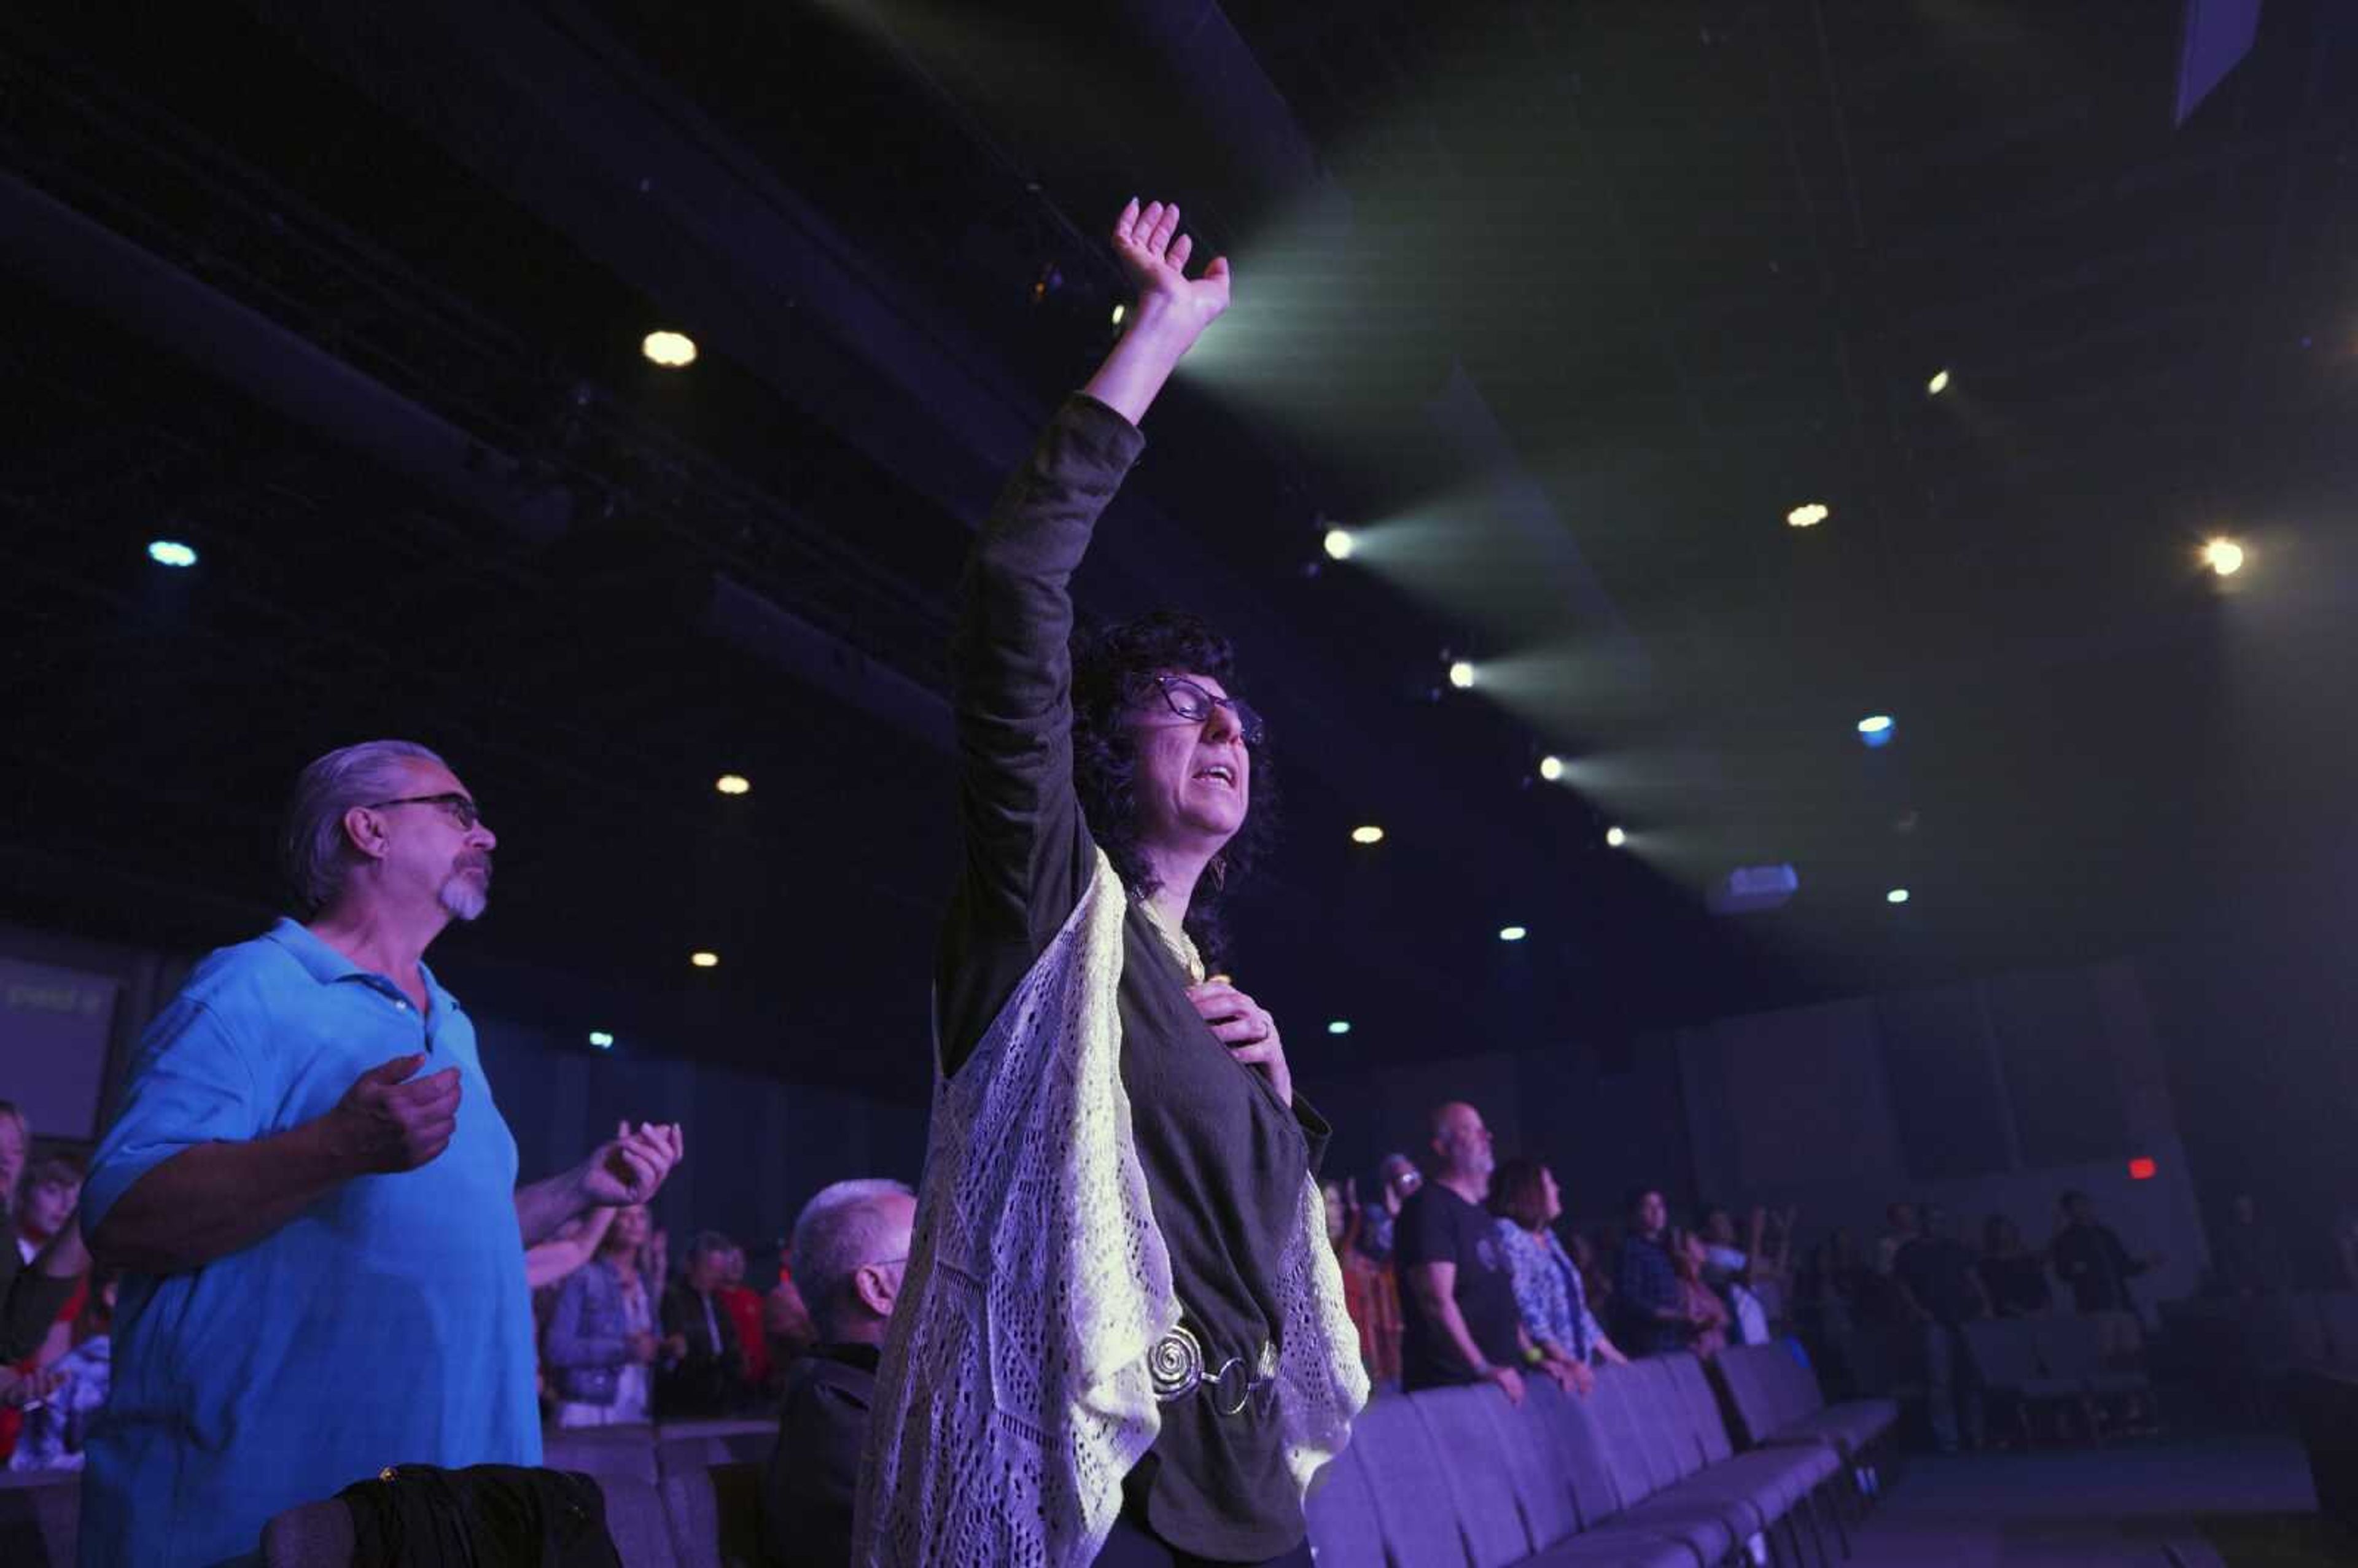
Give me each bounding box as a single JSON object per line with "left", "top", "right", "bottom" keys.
{"left": 1082, "top": 302, "right": 1197, "bottom": 427}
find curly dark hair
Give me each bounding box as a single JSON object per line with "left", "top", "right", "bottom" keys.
{"left": 1070, "top": 610, "right": 1277, "bottom": 971}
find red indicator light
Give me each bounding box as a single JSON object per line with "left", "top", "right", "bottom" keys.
{"left": 2127, "top": 1157, "right": 2157, "bottom": 1181}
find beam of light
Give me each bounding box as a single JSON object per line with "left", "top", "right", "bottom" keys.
{"left": 1538, "top": 755, "right": 1565, "bottom": 782}
{"left": 1886, "top": 888, "right": 1910, "bottom": 905}
{"left": 1327, "top": 1020, "right": 1352, "bottom": 1036}
{"left": 715, "top": 774, "right": 752, "bottom": 796}
{"left": 690, "top": 950, "right": 720, "bottom": 968}
{"left": 147, "top": 540, "right": 198, "bottom": 568}
{"left": 2204, "top": 538, "right": 2245, "bottom": 577}
{"left": 1350, "top": 825, "right": 1385, "bottom": 845}
{"left": 1447, "top": 660, "right": 1476, "bottom": 690}
{"left": 1322, "top": 527, "right": 1356, "bottom": 561}
{"left": 1498, "top": 925, "right": 1527, "bottom": 942}
{"left": 588, "top": 1031, "right": 615, "bottom": 1049}
{"left": 1786, "top": 502, "right": 1831, "bottom": 530}
{"left": 1605, "top": 826, "right": 1627, "bottom": 848}
{"left": 642, "top": 330, "right": 698, "bottom": 368}
{"left": 1926, "top": 369, "right": 1951, "bottom": 396}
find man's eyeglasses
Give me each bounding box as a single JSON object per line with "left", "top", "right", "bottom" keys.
{"left": 366, "top": 793, "right": 484, "bottom": 831}
{"left": 1134, "top": 675, "right": 1267, "bottom": 747}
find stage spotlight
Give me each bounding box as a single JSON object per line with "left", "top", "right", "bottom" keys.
{"left": 1858, "top": 714, "right": 1895, "bottom": 749}
{"left": 588, "top": 1031, "right": 615, "bottom": 1050}
{"left": 1322, "top": 527, "right": 1356, "bottom": 562}
{"left": 1498, "top": 925, "right": 1528, "bottom": 942}
{"left": 715, "top": 774, "right": 752, "bottom": 796}
{"left": 690, "top": 950, "right": 720, "bottom": 968}
{"left": 1606, "top": 826, "right": 1627, "bottom": 848}
{"left": 2204, "top": 538, "right": 2244, "bottom": 577}
{"left": 1447, "top": 660, "right": 1476, "bottom": 690}
{"left": 642, "top": 330, "right": 698, "bottom": 368}
{"left": 1538, "top": 755, "right": 1565, "bottom": 782}
{"left": 1926, "top": 369, "right": 1951, "bottom": 396}
{"left": 1786, "top": 503, "right": 1830, "bottom": 529}
{"left": 1351, "top": 825, "right": 1385, "bottom": 845}
{"left": 147, "top": 540, "right": 198, "bottom": 568}
{"left": 1327, "top": 1020, "right": 1352, "bottom": 1036}
{"left": 1886, "top": 888, "right": 1910, "bottom": 905}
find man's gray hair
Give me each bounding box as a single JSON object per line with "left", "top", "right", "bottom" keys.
{"left": 280, "top": 740, "right": 449, "bottom": 917}
{"left": 790, "top": 1178, "right": 915, "bottom": 1339}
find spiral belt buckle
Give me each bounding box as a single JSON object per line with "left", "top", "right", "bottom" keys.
{"left": 1148, "top": 1324, "right": 1277, "bottom": 1418}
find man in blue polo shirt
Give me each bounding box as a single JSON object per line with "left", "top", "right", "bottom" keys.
{"left": 80, "top": 740, "right": 687, "bottom": 1567}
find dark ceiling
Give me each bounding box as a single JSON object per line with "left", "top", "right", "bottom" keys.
{"left": 5, "top": 1, "right": 2355, "bottom": 1103}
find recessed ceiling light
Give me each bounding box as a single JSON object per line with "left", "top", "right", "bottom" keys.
{"left": 1350, "top": 825, "right": 1385, "bottom": 845}
{"left": 1786, "top": 503, "right": 1830, "bottom": 529}
{"left": 1111, "top": 303, "right": 1127, "bottom": 326}
{"left": 588, "top": 1030, "right": 615, "bottom": 1049}
{"left": 147, "top": 540, "right": 198, "bottom": 568}
{"left": 1322, "top": 527, "right": 1356, "bottom": 562}
{"left": 642, "top": 330, "right": 698, "bottom": 368}
{"left": 1926, "top": 369, "right": 1951, "bottom": 396}
{"left": 1886, "top": 888, "right": 1910, "bottom": 905}
{"left": 1498, "top": 925, "right": 1528, "bottom": 942}
{"left": 2204, "top": 538, "right": 2245, "bottom": 577}
{"left": 1858, "top": 714, "right": 1896, "bottom": 748}
{"left": 1327, "top": 1020, "right": 1352, "bottom": 1036}
{"left": 715, "top": 774, "right": 752, "bottom": 796}
{"left": 690, "top": 950, "right": 720, "bottom": 968}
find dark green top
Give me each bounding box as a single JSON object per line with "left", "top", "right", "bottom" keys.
{"left": 934, "top": 394, "right": 1329, "bottom": 1560}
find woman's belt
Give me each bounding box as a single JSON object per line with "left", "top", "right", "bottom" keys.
{"left": 1148, "top": 1322, "right": 1278, "bottom": 1418}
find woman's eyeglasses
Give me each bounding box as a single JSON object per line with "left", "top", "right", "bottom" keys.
{"left": 1134, "top": 675, "right": 1267, "bottom": 747}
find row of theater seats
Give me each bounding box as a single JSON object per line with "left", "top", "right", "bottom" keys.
{"left": 1957, "top": 1315, "right": 2156, "bottom": 1442}
{"left": 0, "top": 1419, "right": 779, "bottom": 1568}
{"left": 1, "top": 1349, "right": 1888, "bottom": 1567}
{"left": 1307, "top": 1346, "right": 1899, "bottom": 1568}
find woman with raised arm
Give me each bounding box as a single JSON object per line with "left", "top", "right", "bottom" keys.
{"left": 856, "top": 200, "right": 1366, "bottom": 1568}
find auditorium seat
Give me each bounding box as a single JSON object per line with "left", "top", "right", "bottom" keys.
{"left": 544, "top": 1420, "right": 665, "bottom": 1483}
{"left": 0, "top": 1472, "right": 77, "bottom": 1567}
{"left": 661, "top": 1459, "right": 766, "bottom": 1568}
{"left": 1714, "top": 1342, "right": 1896, "bottom": 1483}
{"left": 657, "top": 1424, "right": 776, "bottom": 1477}
{"left": 2033, "top": 1314, "right": 2155, "bottom": 1405}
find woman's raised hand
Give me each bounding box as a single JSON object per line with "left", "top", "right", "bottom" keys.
{"left": 1111, "top": 198, "right": 1230, "bottom": 341}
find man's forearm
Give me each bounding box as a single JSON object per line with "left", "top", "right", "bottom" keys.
{"left": 88, "top": 1122, "right": 353, "bottom": 1275}
{"left": 515, "top": 1164, "right": 593, "bottom": 1248}
{"left": 1433, "top": 1294, "right": 1494, "bottom": 1374}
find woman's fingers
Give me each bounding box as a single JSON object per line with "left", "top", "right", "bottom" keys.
{"left": 1146, "top": 201, "right": 1181, "bottom": 258}
{"left": 1167, "top": 231, "right": 1194, "bottom": 274}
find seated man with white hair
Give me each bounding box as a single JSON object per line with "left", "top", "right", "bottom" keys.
{"left": 762, "top": 1178, "right": 916, "bottom": 1568}
{"left": 80, "top": 739, "right": 685, "bottom": 1567}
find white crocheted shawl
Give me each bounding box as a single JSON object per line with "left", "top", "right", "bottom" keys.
{"left": 852, "top": 848, "right": 1368, "bottom": 1567}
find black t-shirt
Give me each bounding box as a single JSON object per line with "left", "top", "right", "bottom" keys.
{"left": 1978, "top": 1253, "right": 2051, "bottom": 1316}
{"left": 1894, "top": 1236, "right": 1983, "bottom": 1326}
{"left": 1395, "top": 1183, "right": 1523, "bottom": 1389}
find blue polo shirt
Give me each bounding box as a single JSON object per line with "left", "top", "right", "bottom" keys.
{"left": 79, "top": 920, "right": 539, "bottom": 1568}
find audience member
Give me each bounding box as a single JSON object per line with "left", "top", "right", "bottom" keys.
{"left": 523, "top": 1168, "right": 621, "bottom": 1290}
{"left": 1570, "top": 1230, "right": 1613, "bottom": 1327}
{"left": 0, "top": 1103, "right": 90, "bottom": 1365}
{"left": 546, "top": 1203, "right": 661, "bottom": 1427}
{"left": 1696, "top": 1205, "right": 1771, "bottom": 1346}
{"left": 1670, "top": 1230, "right": 1732, "bottom": 1360}
{"left": 764, "top": 1262, "right": 819, "bottom": 1370}
{"left": 1398, "top": 1103, "right": 1568, "bottom": 1402}
{"left": 717, "top": 1243, "right": 774, "bottom": 1395}
{"left": 1613, "top": 1188, "right": 1707, "bottom": 1357}
{"left": 660, "top": 1230, "right": 749, "bottom": 1417}
{"left": 80, "top": 740, "right": 683, "bottom": 1567}
{"left": 1326, "top": 1179, "right": 1403, "bottom": 1387}
{"left": 1490, "top": 1159, "right": 1624, "bottom": 1393}
{"left": 6, "top": 1273, "right": 115, "bottom": 1473}
{"left": 2051, "top": 1190, "right": 2159, "bottom": 1354}
{"left": 1874, "top": 1200, "right": 1920, "bottom": 1277}
{"left": 2211, "top": 1192, "right": 2292, "bottom": 1299}
{"left": 762, "top": 1178, "right": 914, "bottom": 1568}
{"left": 1893, "top": 1207, "right": 1991, "bottom": 1454}
{"left": 1977, "top": 1214, "right": 2051, "bottom": 1317}
{"left": 1358, "top": 1152, "right": 1422, "bottom": 1264}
